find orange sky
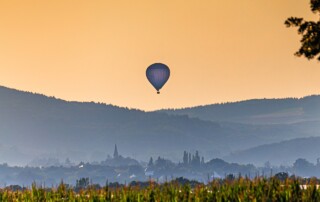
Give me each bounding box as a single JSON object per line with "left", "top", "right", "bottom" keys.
{"left": 0, "top": 0, "right": 319, "bottom": 110}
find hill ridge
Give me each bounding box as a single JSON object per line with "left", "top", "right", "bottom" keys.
{"left": 0, "top": 85, "right": 320, "bottom": 166}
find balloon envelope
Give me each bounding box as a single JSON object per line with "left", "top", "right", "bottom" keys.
{"left": 146, "top": 63, "right": 170, "bottom": 93}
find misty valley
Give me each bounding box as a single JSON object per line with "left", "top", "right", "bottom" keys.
{"left": 0, "top": 86, "right": 320, "bottom": 187}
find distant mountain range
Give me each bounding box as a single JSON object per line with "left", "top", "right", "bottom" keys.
{"left": 159, "top": 96, "right": 320, "bottom": 124}
{"left": 225, "top": 136, "right": 320, "bottom": 166}
{"left": 0, "top": 85, "right": 320, "bottom": 166}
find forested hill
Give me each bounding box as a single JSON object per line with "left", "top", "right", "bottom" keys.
{"left": 225, "top": 136, "right": 320, "bottom": 166}
{"left": 159, "top": 96, "right": 320, "bottom": 124}
{"left": 0, "top": 86, "right": 225, "bottom": 165}
{"left": 0, "top": 85, "right": 320, "bottom": 166}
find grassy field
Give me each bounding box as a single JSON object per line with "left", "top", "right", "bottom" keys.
{"left": 1, "top": 177, "right": 320, "bottom": 201}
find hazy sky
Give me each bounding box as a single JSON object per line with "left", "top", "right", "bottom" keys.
{"left": 0, "top": 0, "right": 319, "bottom": 110}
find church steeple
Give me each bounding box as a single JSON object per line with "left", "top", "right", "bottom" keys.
{"left": 113, "top": 144, "right": 119, "bottom": 159}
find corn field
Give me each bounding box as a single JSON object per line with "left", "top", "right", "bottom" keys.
{"left": 1, "top": 177, "right": 320, "bottom": 201}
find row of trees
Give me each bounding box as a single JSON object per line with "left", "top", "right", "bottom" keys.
{"left": 182, "top": 151, "right": 205, "bottom": 167}
{"left": 148, "top": 151, "right": 205, "bottom": 168}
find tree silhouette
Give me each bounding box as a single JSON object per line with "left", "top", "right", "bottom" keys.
{"left": 183, "top": 151, "right": 188, "bottom": 165}
{"left": 285, "top": 0, "right": 320, "bottom": 61}
{"left": 148, "top": 157, "right": 154, "bottom": 167}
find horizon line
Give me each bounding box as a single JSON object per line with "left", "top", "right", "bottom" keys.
{"left": 0, "top": 84, "right": 319, "bottom": 112}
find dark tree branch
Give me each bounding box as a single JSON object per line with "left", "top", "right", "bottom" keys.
{"left": 285, "top": 0, "right": 320, "bottom": 61}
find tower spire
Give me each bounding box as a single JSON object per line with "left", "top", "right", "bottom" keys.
{"left": 113, "top": 144, "right": 119, "bottom": 159}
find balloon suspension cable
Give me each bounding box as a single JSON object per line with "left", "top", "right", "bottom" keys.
{"left": 157, "top": 91, "right": 160, "bottom": 94}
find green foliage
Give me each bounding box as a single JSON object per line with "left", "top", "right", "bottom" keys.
{"left": 285, "top": 0, "right": 320, "bottom": 61}
{"left": 1, "top": 177, "right": 320, "bottom": 201}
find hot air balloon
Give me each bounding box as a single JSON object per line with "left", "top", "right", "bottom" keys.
{"left": 146, "top": 63, "right": 170, "bottom": 94}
